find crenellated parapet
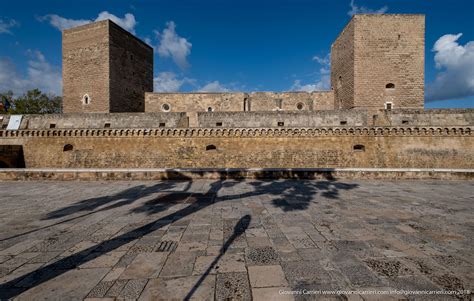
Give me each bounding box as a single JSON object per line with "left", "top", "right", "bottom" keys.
{"left": 0, "top": 126, "right": 471, "bottom": 139}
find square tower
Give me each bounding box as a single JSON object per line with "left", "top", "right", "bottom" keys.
{"left": 62, "top": 20, "right": 153, "bottom": 113}
{"left": 331, "top": 14, "right": 425, "bottom": 110}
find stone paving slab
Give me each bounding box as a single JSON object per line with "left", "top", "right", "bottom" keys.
{"left": 0, "top": 180, "right": 472, "bottom": 300}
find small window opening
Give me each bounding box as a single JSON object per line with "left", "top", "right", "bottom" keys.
{"left": 386, "top": 83, "right": 395, "bottom": 89}
{"left": 277, "top": 122, "right": 284, "bottom": 127}
{"left": 130, "top": 54, "right": 134, "bottom": 60}
{"left": 296, "top": 103, "right": 304, "bottom": 110}
{"left": 385, "top": 102, "right": 393, "bottom": 110}
{"left": 82, "top": 94, "right": 90, "bottom": 105}
{"left": 63, "top": 144, "right": 73, "bottom": 152}
{"left": 206, "top": 144, "right": 217, "bottom": 151}
{"left": 159, "top": 122, "right": 166, "bottom": 127}
{"left": 353, "top": 144, "right": 365, "bottom": 152}
{"left": 402, "top": 120, "right": 409, "bottom": 125}
{"left": 49, "top": 123, "right": 56, "bottom": 129}
{"left": 207, "top": 107, "right": 214, "bottom": 112}
{"left": 340, "top": 121, "right": 347, "bottom": 125}
{"left": 398, "top": 34, "right": 401, "bottom": 40}
{"left": 216, "top": 122, "right": 222, "bottom": 126}
{"left": 161, "top": 103, "right": 171, "bottom": 112}
{"left": 104, "top": 123, "right": 111, "bottom": 128}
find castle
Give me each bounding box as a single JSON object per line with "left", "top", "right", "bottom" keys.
{"left": 0, "top": 14, "right": 472, "bottom": 173}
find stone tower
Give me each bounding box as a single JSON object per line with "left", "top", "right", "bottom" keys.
{"left": 331, "top": 14, "right": 425, "bottom": 110}
{"left": 62, "top": 20, "right": 153, "bottom": 113}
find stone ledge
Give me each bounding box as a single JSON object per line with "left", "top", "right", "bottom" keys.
{"left": 0, "top": 126, "right": 472, "bottom": 138}
{"left": 0, "top": 168, "right": 472, "bottom": 181}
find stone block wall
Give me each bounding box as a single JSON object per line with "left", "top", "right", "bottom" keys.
{"left": 63, "top": 20, "right": 153, "bottom": 113}
{"left": 109, "top": 22, "right": 153, "bottom": 112}
{"left": 0, "top": 127, "right": 472, "bottom": 169}
{"left": 331, "top": 18, "right": 355, "bottom": 109}
{"left": 353, "top": 14, "right": 424, "bottom": 109}
{"left": 374, "top": 109, "right": 474, "bottom": 126}
{"left": 62, "top": 21, "right": 110, "bottom": 113}
{"left": 145, "top": 91, "right": 334, "bottom": 113}
{"left": 197, "top": 110, "right": 368, "bottom": 127}
{"left": 0, "top": 113, "right": 188, "bottom": 129}
{"left": 145, "top": 92, "right": 246, "bottom": 113}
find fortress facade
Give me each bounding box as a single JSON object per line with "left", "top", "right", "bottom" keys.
{"left": 0, "top": 14, "right": 472, "bottom": 172}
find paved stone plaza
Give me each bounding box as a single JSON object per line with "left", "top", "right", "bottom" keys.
{"left": 0, "top": 180, "right": 472, "bottom": 300}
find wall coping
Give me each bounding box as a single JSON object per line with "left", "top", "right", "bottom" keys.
{"left": 1, "top": 168, "right": 473, "bottom": 173}
{"left": 0, "top": 168, "right": 472, "bottom": 180}
{"left": 0, "top": 126, "right": 471, "bottom": 138}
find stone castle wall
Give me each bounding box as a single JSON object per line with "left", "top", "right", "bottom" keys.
{"left": 197, "top": 110, "right": 368, "bottom": 127}
{"left": 145, "top": 91, "right": 334, "bottom": 113}
{"left": 0, "top": 127, "right": 472, "bottom": 169}
{"left": 1, "top": 109, "right": 472, "bottom": 130}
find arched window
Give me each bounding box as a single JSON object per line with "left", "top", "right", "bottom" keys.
{"left": 63, "top": 144, "right": 74, "bottom": 152}
{"left": 353, "top": 144, "right": 365, "bottom": 152}
{"left": 206, "top": 144, "right": 217, "bottom": 151}
{"left": 386, "top": 83, "right": 395, "bottom": 89}
{"left": 337, "top": 76, "right": 342, "bottom": 89}
{"left": 82, "top": 94, "right": 90, "bottom": 105}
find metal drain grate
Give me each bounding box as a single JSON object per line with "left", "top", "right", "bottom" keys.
{"left": 156, "top": 241, "right": 177, "bottom": 252}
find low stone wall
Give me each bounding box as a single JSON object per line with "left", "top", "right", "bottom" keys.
{"left": 0, "top": 113, "right": 188, "bottom": 129}
{"left": 0, "top": 168, "right": 472, "bottom": 181}
{"left": 375, "top": 109, "right": 474, "bottom": 126}
{"left": 197, "top": 110, "right": 368, "bottom": 127}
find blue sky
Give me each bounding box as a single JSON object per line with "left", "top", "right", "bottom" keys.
{"left": 0, "top": 0, "right": 473, "bottom": 108}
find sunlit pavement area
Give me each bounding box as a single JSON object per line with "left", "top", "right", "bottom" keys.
{"left": 0, "top": 180, "right": 472, "bottom": 300}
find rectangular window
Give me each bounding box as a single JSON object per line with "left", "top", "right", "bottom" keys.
{"left": 278, "top": 122, "right": 284, "bottom": 126}
{"left": 104, "top": 123, "right": 111, "bottom": 128}
{"left": 216, "top": 122, "right": 222, "bottom": 126}
{"left": 159, "top": 122, "right": 166, "bottom": 127}
{"left": 402, "top": 120, "right": 409, "bottom": 125}
{"left": 49, "top": 123, "right": 56, "bottom": 129}
{"left": 340, "top": 121, "right": 347, "bottom": 125}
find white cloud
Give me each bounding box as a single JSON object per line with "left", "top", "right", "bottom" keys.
{"left": 348, "top": 0, "right": 388, "bottom": 16}
{"left": 426, "top": 33, "right": 474, "bottom": 102}
{"left": 291, "top": 52, "right": 331, "bottom": 92}
{"left": 0, "top": 18, "right": 19, "bottom": 34}
{"left": 40, "top": 11, "right": 137, "bottom": 33}
{"left": 199, "top": 81, "right": 230, "bottom": 92}
{"left": 0, "top": 51, "right": 62, "bottom": 96}
{"left": 95, "top": 12, "right": 136, "bottom": 33}
{"left": 290, "top": 76, "right": 330, "bottom": 92}
{"left": 153, "top": 72, "right": 195, "bottom": 92}
{"left": 156, "top": 21, "right": 192, "bottom": 69}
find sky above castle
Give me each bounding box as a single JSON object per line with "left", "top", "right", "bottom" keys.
{"left": 0, "top": 0, "right": 473, "bottom": 108}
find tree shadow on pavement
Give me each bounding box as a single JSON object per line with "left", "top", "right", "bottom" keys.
{"left": 0, "top": 175, "right": 358, "bottom": 299}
